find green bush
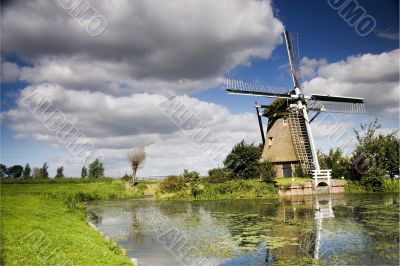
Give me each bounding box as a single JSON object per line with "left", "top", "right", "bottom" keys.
{"left": 121, "top": 173, "right": 130, "bottom": 181}
{"left": 259, "top": 161, "right": 276, "bottom": 183}
{"left": 294, "top": 164, "right": 309, "bottom": 178}
{"left": 383, "top": 179, "right": 400, "bottom": 192}
{"left": 207, "top": 168, "right": 229, "bottom": 183}
{"left": 362, "top": 166, "right": 385, "bottom": 192}
{"left": 159, "top": 175, "right": 187, "bottom": 192}
{"left": 182, "top": 169, "right": 200, "bottom": 182}
{"left": 345, "top": 179, "right": 400, "bottom": 193}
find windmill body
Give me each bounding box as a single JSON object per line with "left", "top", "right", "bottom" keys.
{"left": 226, "top": 31, "right": 365, "bottom": 178}
{"left": 260, "top": 100, "right": 298, "bottom": 177}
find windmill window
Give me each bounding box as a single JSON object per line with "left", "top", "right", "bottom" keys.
{"left": 282, "top": 118, "right": 288, "bottom": 125}
{"left": 268, "top": 137, "right": 273, "bottom": 146}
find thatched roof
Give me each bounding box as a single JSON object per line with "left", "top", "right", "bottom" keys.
{"left": 263, "top": 98, "right": 289, "bottom": 117}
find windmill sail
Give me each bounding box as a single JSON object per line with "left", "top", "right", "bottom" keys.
{"left": 287, "top": 111, "right": 314, "bottom": 174}
{"left": 284, "top": 31, "right": 303, "bottom": 90}
{"left": 308, "top": 95, "right": 366, "bottom": 113}
{"left": 226, "top": 78, "right": 291, "bottom": 98}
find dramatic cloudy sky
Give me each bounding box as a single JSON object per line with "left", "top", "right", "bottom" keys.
{"left": 1, "top": 0, "right": 399, "bottom": 177}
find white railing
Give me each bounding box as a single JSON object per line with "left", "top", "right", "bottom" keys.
{"left": 136, "top": 176, "right": 168, "bottom": 181}
{"left": 312, "top": 169, "right": 332, "bottom": 188}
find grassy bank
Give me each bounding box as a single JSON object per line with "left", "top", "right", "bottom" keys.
{"left": 157, "top": 179, "right": 278, "bottom": 200}
{"left": 345, "top": 179, "right": 400, "bottom": 193}
{"left": 1, "top": 179, "right": 145, "bottom": 265}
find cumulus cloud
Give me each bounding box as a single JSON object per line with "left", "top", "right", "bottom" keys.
{"left": 302, "top": 49, "right": 399, "bottom": 119}
{"left": 2, "top": 0, "right": 283, "bottom": 94}
{"left": 3, "top": 83, "right": 260, "bottom": 176}
{"left": 300, "top": 57, "right": 327, "bottom": 79}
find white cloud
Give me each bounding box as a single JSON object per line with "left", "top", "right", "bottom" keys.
{"left": 3, "top": 0, "right": 283, "bottom": 94}
{"left": 303, "top": 49, "right": 399, "bottom": 119}
{"left": 376, "top": 29, "right": 399, "bottom": 41}
{"left": 3, "top": 84, "right": 260, "bottom": 176}
{"left": 300, "top": 57, "right": 327, "bottom": 79}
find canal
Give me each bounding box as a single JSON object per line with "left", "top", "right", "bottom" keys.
{"left": 88, "top": 193, "right": 399, "bottom": 265}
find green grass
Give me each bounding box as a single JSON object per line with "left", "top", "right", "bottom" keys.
{"left": 275, "top": 178, "right": 313, "bottom": 187}
{"left": 157, "top": 179, "right": 278, "bottom": 200}
{"left": 345, "top": 179, "right": 400, "bottom": 193}
{"left": 1, "top": 179, "right": 145, "bottom": 265}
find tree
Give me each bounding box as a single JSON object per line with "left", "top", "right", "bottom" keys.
{"left": 318, "top": 148, "right": 350, "bottom": 179}
{"left": 350, "top": 120, "right": 400, "bottom": 188}
{"left": 384, "top": 133, "right": 400, "bottom": 179}
{"left": 128, "top": 147, "right": 146, "bottom": 184}
{"left": 223, "top": 140, "right": 261, "bottom": 179}
{"left": 81, "top": 166, "right": 87, "bottom": 179}
{"left": 32, "top": 168, "right": 43, "bottom": 179}
{"left": 88, "top": 159, "right": 104, "bottom": 179}
{"left": 8, "top": 165, "right": 23, "bottom": 179}
{"left": 0, "top": 164, "right": 8, "bottom": 178}
{"left": 22, "top": 164, "right": 31, "bottom": 179}
{"left": 41, "top": 162, "right": 49, "bottom": 179}
{"left": 55, "top": 166, "right": 65, "bottom": 179}
{"left": 182, "top": 169, "right": 200, "bottom": 182}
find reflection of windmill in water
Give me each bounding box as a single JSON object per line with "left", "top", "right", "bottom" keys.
{"left": 313, "top": 194, "right": 335, "bottom": 260}
{"left": 226, "top": 30, "right": 366, "bottom": 178}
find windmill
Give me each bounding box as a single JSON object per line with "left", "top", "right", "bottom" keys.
{"left": 226, "top": 31, "right": 365, "bottom": 178}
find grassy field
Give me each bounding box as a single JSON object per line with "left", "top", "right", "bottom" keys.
{"left": 0, "top": 179, "right": 145, "bottom": 265}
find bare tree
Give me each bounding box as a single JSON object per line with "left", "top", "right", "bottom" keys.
{"left": 128, "top": 147, "right": 146, "bottom": 185}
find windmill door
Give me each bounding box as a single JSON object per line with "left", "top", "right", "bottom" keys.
{"left": 282, "top": 163, "right": 292, "bottom": 178}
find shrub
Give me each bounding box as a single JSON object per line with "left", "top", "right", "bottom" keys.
{"left": 294, "top": 164, "right": 309, "bottom": 178}
{"left": 182, "top": 169, "right": 200, "bottom": 182}
{"left": 362, "top": 166, "right": 385, "bottom": 192}
{"left": 259, "top": 161, "right": 276, "bottom": 183}
{"left": 383, "top": 179, "right": 400, "bottom": 192}
{"left": 159, "top": 175, "right": 187, "bottom": 193}
{"left": 207, "top": 168, "right": 229, "bottom": 183}
{"left": 121, "top": 173, "right": 130, "bottom": 181}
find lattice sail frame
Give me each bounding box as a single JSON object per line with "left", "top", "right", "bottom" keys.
{"left": 285, "top": 31, "right": 304, "bottom": 90}
{"left": 225, "top": 78, "right": 291, "bottom": 97}
{"left": 307, "top": 99, "right": 366, "bottom": 113}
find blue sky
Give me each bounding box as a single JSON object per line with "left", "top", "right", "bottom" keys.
{"left": 193, "top": 0, "right": 399, "bottom": 111}
{"left": 1, "top": 0, "right": 399, "bottom": 177}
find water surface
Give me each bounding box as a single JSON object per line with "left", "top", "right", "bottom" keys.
{"left": 88, "top": 193, "right": 399, "bottom": 265}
